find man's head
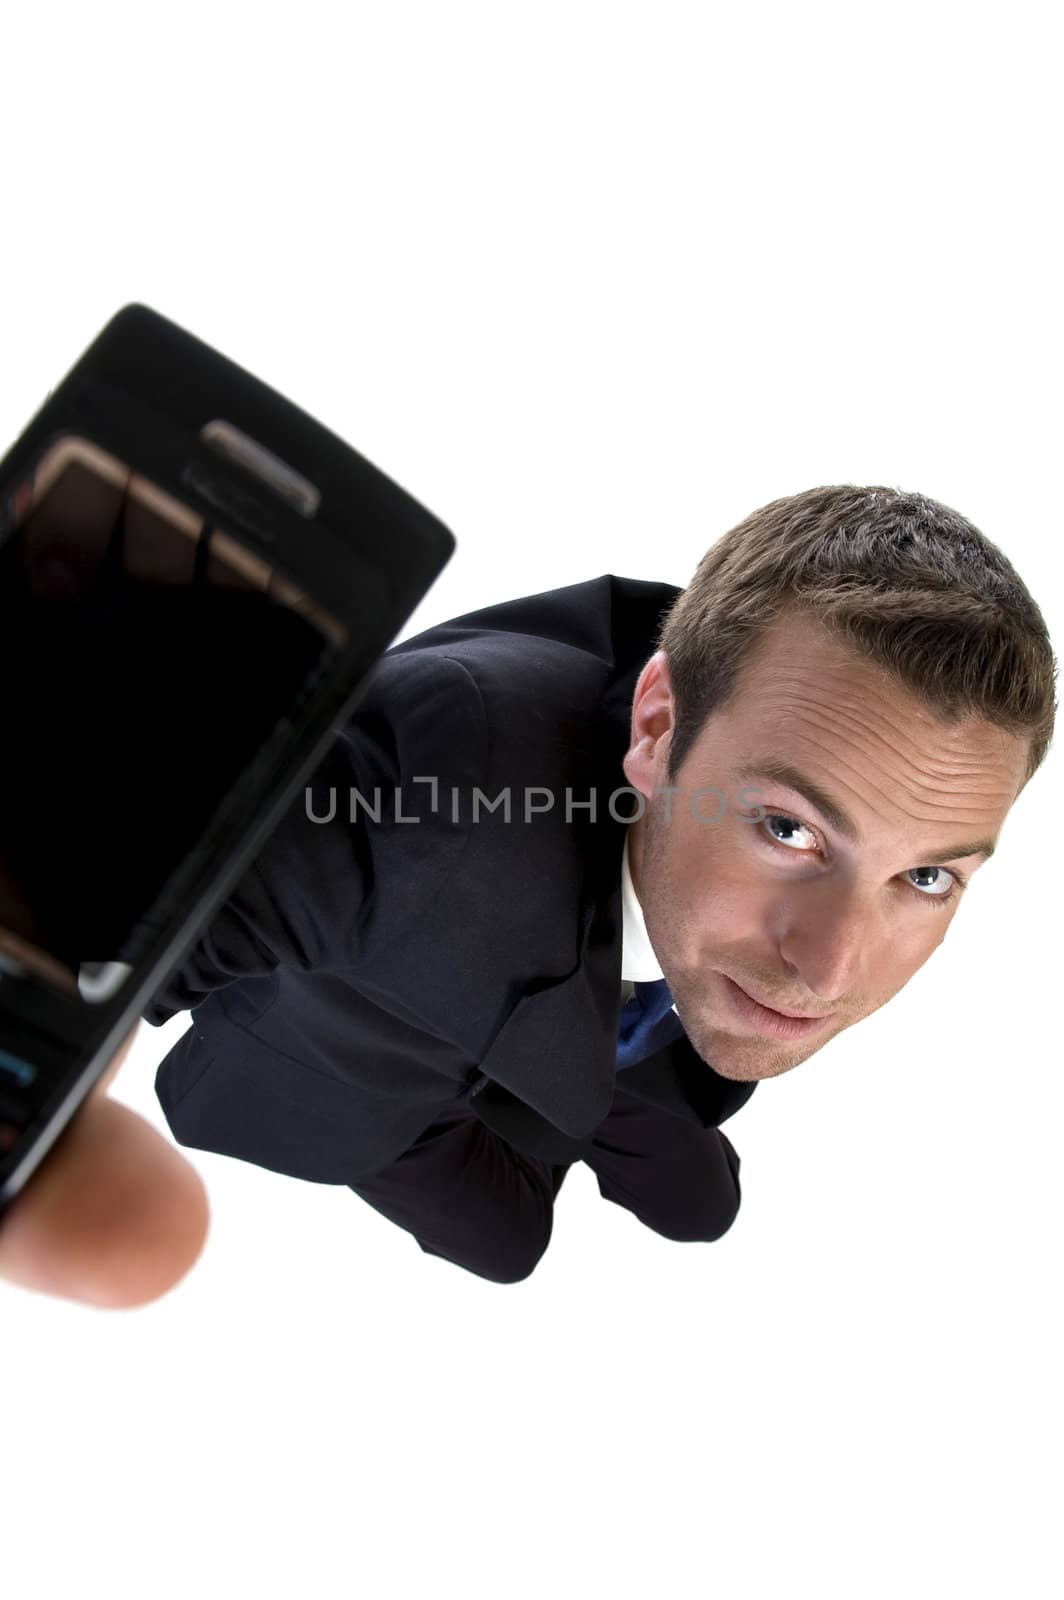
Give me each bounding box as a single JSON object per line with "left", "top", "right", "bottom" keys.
{"left": 622, "top": 485, "right": 1057, "bottom": 1083}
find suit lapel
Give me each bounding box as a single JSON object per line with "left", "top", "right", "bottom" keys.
{"left": 470, "top": 829, "right": 626, "bottom": 1144}
{"left": 467, "top": 825, "right": 758, "bottom": 1161}
{"left": 462, "top": 575, "right": 759, "bottom": 1161}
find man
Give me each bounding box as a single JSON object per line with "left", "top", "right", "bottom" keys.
{"left": 1, "top": 484, "right": 1055, "bottom": 1304}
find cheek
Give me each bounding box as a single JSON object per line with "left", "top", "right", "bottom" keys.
{"left": 660, "top": 816, "right": 771, "bottom": 938}
{"left": 854, "top": 913, "right": 954, "bottom": 1015}
{"left": 892, "top": 917, "right": 952, "bottom": 981}
{"left": 695, "top": 814, "right": 772, "bottom": 901}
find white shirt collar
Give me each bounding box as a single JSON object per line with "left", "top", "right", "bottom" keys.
{"left": 620, "top": 829, "right": 665, "bottom": 984}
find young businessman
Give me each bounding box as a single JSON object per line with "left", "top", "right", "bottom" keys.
{"left": 1, "top": 484, "right": 1055, "bottom": 1304}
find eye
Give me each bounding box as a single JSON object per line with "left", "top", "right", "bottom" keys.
{"left": 758, "top": 813, "right": 961, "bottom": 908}
{"left": 761, "top": 813, "right": 819, "bottom": 852}
{"left": 905, "top": 864, "right": 957, "bottom": 898}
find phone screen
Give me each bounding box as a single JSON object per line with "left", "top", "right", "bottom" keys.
{"left": 0, "top": 434, "right": 348, "bottom": 1016}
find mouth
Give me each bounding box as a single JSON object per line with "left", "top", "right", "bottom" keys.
{"left": 730, "top": 979, "right": 831, "bottom": 1021}
{"left": 719, "top": 974, "right": 837, "bottom": 1042}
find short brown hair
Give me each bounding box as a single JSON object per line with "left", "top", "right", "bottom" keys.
{"left": 658, "top": 485, "right": 1058, "bottom": 789}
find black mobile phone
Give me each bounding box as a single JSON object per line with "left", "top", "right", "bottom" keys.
{"left": 0, "top": 304, "right": 454, "bottom": 1217}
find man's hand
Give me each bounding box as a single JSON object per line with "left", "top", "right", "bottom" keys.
{"left": 0, "top": 1025, "right": 209, "bottom": 1308}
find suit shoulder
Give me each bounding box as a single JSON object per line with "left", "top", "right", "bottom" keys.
{"left": 384, "top": 574, "right": 679, "bottom": 749}
{"left": 392, "top": 574, "right": 678, "bottom": 673}
{"left": 334, "top": 648, "right": 488, "bottom": 793}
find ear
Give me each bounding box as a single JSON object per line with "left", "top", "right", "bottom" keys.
{"left": 622, "top": 650, "right": 675, "bottom": 800}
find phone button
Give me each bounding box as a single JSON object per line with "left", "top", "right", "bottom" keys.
{"left": 77, "top": 961, "right": 134, "bottom": 1004}
{"left": 0, "top": 1048, "right": 36, "bottom": 1088}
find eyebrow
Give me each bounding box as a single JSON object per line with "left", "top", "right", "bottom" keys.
{"left": 735, "top": 760, "right": 998, "bottom": 865}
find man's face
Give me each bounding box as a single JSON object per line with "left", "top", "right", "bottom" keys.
{"left": 622, "top": 614, "right": 1029, "bottom": 1082}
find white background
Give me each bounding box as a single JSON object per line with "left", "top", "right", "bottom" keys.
{"left": 2, "top": 5, "right": 1061, "bottom": 1597}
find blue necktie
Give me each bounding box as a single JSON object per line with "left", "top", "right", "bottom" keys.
{"left": 616, "top": 978, "right": 685, "bottom": 1070}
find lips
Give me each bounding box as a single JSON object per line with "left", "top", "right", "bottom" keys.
{"left": 719, "top": 975, "right": 836, "bottom": 1042}
{"left": 730, "top": 978, "right": 831, "bottom": 1021}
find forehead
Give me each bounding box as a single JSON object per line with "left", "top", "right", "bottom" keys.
{"left": 713, "top": 612, "right": 1028, "bottom": 818}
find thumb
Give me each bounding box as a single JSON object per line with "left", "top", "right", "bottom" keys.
{"left": 0, "top": 1025, "right": 210, "bottom": 1308}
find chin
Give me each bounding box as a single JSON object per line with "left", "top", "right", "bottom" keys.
{"left": 684, "top": 1016, "right": 819, "bottom": 1083}
{"left": 709, "top": 1053, "right": 805, "bottom": 1083}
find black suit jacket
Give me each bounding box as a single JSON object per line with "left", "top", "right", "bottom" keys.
{"left": 144, "top": 574, "right": 756, "bottom": 1180}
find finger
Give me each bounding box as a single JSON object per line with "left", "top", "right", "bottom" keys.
{"left": 0, "top": 1057, "right": 209, "bottom": 1309}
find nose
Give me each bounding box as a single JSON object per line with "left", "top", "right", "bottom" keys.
{"left": 777, "top": 881, "right": 873, "bottom": 1008}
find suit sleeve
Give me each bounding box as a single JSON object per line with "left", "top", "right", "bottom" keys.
{"left": 140, "top": 649, "right": 486, "bottom": 1028}
{"left": 140, "top": 735, "right": 363, "bottom": 1027}
{"left": 719, "top": 1128, "right": 741, "bottom": 1199}
{"left": 140, "top": 856, "right": 302, "bottom": 1025}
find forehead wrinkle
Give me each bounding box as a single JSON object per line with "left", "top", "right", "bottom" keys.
{"left": 749, "top": 673, "right": 961, "bottom": 772}
{"left": 747, "top": 717, "right": 1008, "bottom": 838}
{"left": 743, "top": 675, "right": 1016, "bottom": 805}
{"left": 790, "top": 714, "right": 1011, "bottom": 813}
{"left": 766, "top": 723, "right": 935, "bottom": 832}
{"left": 767, "top": 702, "right": 941, "bottom": 812}
{"left": 752, "top": 643, "right": 1021, "bottom": 760}
{"left": 747, "top": 690, "right": 942, "bottom": 791}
